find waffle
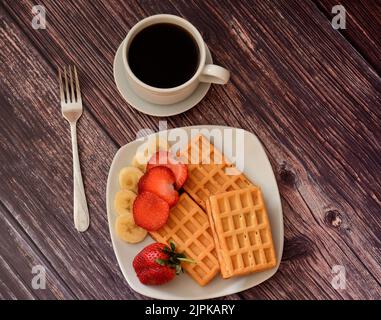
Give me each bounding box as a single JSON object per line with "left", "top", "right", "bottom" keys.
{"left": 150, "top": 193, "right": 220, "bottom": 286}
{"left": 180, "top": 134, "right": 252, "bottom": 210}
{"left": 206, "top": 186, "right": 276, "bottom": 278}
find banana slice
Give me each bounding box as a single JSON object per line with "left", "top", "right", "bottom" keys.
{"left": 115, "top": 213, "right": 147, "bottom": 243}
{"left": 119, "top": 166, "right": 143, "bottom": 192}
{"left": 131, "top": 154, "right": 147, "bottom": 172}
{"left": 114, "top": 189, "right": 136, "bottom": 215}
{"left": 132, "top": 137, "right": 169, "bottom": 171}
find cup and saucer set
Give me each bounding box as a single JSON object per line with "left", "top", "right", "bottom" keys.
{"left": 113, "top": 14, "right": 230, "bottom": 117}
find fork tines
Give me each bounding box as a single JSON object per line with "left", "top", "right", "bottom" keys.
{"left": 58, "top": 65, "right": 81, "bottom": 105}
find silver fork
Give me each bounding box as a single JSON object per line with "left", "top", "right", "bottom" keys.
{"left": 58, "top": 66, "right": 89, "bottom": 232}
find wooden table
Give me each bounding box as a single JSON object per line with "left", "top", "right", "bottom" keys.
{"left": 1, "top": 0, "right": 380, "bottom": 300}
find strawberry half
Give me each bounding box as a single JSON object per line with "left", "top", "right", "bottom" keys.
{"left": 133, "top": 191, "right": 169, "bottom": 231}
{"left": 146, "top": 151, "right": 188, "bottom": 190}
{"left": 138, "top": 166, "right": 179, "bottom": 207}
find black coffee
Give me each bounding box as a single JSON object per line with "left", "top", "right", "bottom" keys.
{"left": 128, "top": 23, "right": 199, "bottom": 88}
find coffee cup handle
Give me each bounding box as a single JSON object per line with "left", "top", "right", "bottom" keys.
{"left": 199, "top": 64, "right": 230, "bottom": 85}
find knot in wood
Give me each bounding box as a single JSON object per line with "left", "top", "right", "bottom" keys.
{"left": 324, "top": 210, "right": 343, "bottom": 228}
{"left": 279, "top": 163, "right": 296, "bottom": 187}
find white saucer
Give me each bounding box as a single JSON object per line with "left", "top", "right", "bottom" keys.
{"left": 113, "top": 40, "right": 213, "bottom": 117}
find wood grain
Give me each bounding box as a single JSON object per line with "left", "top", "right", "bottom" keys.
{"left": 314, "top": 0, "right": 381, "bottom": 74}
{"left": 139, "top": 0, "right": 381, "bottom": 299}
{"left": 0, "top": 12, "right": 148, "bottom": 300}
{"left": 0, "top": 203, "right": 74, "bottom": 299}
{"left": 1, "top": 0, "right": 380, "bottom": 299}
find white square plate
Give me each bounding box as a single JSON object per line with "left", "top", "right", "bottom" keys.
{"left": 106, "top": 125, "right": 283, "bottom": 299}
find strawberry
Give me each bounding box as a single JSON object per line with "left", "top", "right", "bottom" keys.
{"left": 133, "top": 241, "right": 193, "bottom": 285}
{"left": 138, "top": 166, "right": 179, "bottom": 207}
{"left": 147, "top": 151, "right": 188, "bottom": 189}
{"left": 133, "top": 191, "right": 169, "bottom": 231}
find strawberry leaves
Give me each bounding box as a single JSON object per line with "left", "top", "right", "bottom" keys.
{"left": 155, "top": 241, "right": 195, "bottom": 275}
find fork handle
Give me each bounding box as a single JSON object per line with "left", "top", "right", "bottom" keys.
{"left": 70, "top": 122, "right": 90, "bottom": 232}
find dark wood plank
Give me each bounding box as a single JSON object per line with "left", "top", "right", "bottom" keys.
{"left": 0, "top": 11, "right": 149, "bottom": 300}
{"left": 136, "top": 0, "right": 381, "bottom": 300}
{"left": 0, "top": 203, "right": 75, "bottom": 299}
{"left": 313, "top": 0, "right": 381, "bottom": 74}
{"left": 0, "top": 259, "right": 35, "bottom": 300}
{"left": 1, "top": 0, "right": 381, "bottom": 299}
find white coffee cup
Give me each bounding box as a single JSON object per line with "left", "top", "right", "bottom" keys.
{"left": 122, "top": 14, "right": 230, "bottom": 105}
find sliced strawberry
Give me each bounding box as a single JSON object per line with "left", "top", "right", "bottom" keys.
{"left": 146, "top": 151, "right": 188, "bottom": 189}
{"left": 133, "top": 191, "right": 169, "bottom": 231}
{"left": 138, "top": 166, "right": 179, "bottom": 207}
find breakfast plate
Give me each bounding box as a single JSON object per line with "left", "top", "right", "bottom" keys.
{"left": 113, "top": 41, "right": 212, "bottom": 117}
{"left": 106, "top": 125, "right": 284, "bottom": 299}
